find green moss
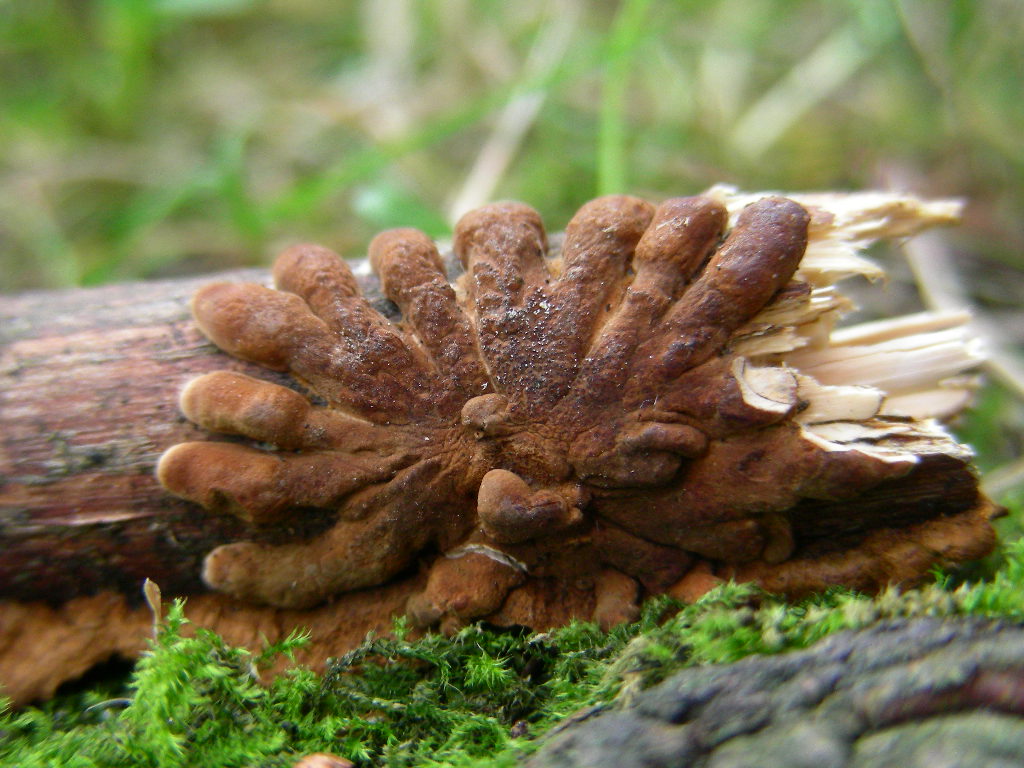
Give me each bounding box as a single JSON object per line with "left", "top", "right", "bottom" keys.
{"left": 3, "top": 533, "right": 1024, "bottom": 768}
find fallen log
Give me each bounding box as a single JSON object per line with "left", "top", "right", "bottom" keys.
{"left": 0, "top": 189, "right": 1001, "bottom": 706}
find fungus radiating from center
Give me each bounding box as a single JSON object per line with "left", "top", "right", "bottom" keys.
{"left": 158, "top": 189, "right": 998, "bottom": 631}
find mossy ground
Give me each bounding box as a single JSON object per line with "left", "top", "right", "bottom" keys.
{"left": 3, "top": 534, "right": 1024, "bottom": 768}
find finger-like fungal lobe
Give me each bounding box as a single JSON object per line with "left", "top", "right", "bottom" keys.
{"left": 158, "top": 189, "right": 999, "bottom": 631}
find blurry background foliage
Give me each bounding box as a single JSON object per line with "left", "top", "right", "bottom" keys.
{"left": 1, "top": 0, "right": 1022, "bottom": 512}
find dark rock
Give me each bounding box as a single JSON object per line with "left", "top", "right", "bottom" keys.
{"left": 527, "top": 618, "right": 1024, "bottom": 768}
{"left": 850, "top": 712, "right": 1024, "bottom": 768}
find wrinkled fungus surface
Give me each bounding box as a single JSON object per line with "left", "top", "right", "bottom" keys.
{"left": 158, "top": 191, "right": 997, "bottom": 630}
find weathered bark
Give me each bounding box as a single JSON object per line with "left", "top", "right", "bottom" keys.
{"left": 528, "top": 617, "right": 1024, "bottom": 768}
{"left": 1, "top": 270, "right": 283, "bottom": 601}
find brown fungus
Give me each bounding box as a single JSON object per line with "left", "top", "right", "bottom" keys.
{"left": 158, "top": 190, "right": 998, "bottom": 631}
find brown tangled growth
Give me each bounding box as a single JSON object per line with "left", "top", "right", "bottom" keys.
{"left": 158, "top": 189, "right": 998, "bottom": 631}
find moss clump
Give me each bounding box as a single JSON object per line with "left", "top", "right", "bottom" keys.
{"left": 0, "top": 597, "right": 663, "bottom": 767}
{"left": 3, "top": 538, "right": 1024, "bottom": 768}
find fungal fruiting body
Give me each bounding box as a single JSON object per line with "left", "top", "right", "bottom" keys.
{"left": 158, "top": 188, "right": 998, "bottom": 631}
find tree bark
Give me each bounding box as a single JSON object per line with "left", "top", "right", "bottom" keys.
{"left": 0, "top": 269, "right": 295, "bottom": 602}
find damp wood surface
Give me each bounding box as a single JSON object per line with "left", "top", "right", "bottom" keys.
{"left": 1, "top": 269, "right": 280, "bottom": 600}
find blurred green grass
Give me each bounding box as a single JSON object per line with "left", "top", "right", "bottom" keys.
{"left": 3, "top": 1, "right": 1021, "bottom": 284}
{"left": 1, "top": 0, "right": 1021, "bottom": 505}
